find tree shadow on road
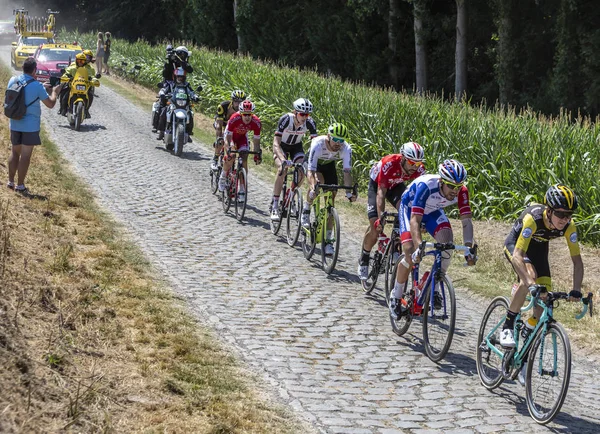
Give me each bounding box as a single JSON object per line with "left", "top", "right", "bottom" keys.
{"left": 180, "top": 151, "right": 210, "bottom": 161}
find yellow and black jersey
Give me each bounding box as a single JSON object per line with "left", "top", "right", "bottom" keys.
{"left": 505, "top": 204, "right": 580, "bottom": 257}
{"left": 215, "top": 100, "right": 236, "bottom": 123}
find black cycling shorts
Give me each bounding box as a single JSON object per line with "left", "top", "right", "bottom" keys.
{"left": 367, "top": 178, "right": 406, "bottom": 220}
{"left": 504, "top": 240, "right": 550, "bottom": 280}
{"left": 316, "top": 162, "right": 338, "bottom": 185}
{"left": 280, "top": 143, "right": 305, "bottom": 163}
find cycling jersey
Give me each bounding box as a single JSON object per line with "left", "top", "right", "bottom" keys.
{"left": 401, "top": 174, "right": 472, "bottom": 217}
{"left": 505, "top": 205, "right": 580, "bottom": 257}
{"left": 215, "top": 100, "right": 237, "bottom": 124}
{"left": 225, "top": 112, "right": 261, "bottom": 150}
{"left": 306, "top": 136, "right": 352, "bottom": 172}
{"left": 275, "top": 113, "right": 317, "bottom": 146}
{"left": 369, "top": 154, "right": 426, "bottom": 190}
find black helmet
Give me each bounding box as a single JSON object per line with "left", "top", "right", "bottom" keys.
{"left": 545, "top": 184, "right": 578, "bottom": 211}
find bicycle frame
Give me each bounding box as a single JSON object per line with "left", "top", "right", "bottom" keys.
{"left": 310, "top": 189, "right": 335, "bottom": 245}
{"left": 281, "top": 163, "right": 305, "bottom": 208}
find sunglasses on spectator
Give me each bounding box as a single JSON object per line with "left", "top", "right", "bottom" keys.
{"left": 330, "top": 137, "right": 344, "bottom": 144}
{"left": 442, "top": 181, "right": 463, "bottom": 191}
{"left": 552, "top": 209, "right": 573, "bottom": 220}
{"left": 405, "top": 158, "right": 423, "bottom": 167}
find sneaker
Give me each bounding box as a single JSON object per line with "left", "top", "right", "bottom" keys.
{"left": 357, "top": 263, "right": 369, "bottom": 281}
{"left": 14, "top": 185, "right": 29, "bottom": 195}
{"left": 237, "top": 192, "right": 246, "bottom": 203}
{"left": 324, "top": 243, "right": 335, "bottom": 256}
{"left": 517, "top": 362, "right": 527, "bottom": 387}
{"left": 499, "top": 328, "right": 516, "bottom": 348}
{"left": 157, "top": 131, "right": 164, "bottom": 140}
{"left": 301, "top": 211, "right": 310, "bottom": 228}
{"left": 433, "top": 290, "right": 443, "bottom": 310}
{"left": 218, "top": 176, "right": 227, "bottom": 192}
{"left": 210, "top": 158, "right": 219, "bottom": 171}
{"left": 85, "top": 111, "right": 91, "bottom": 119}
{"left": 389, "top": 297, "right": 408, "bottom": 320}
{"left": 270, "top": 208, "right": 280, "bottom": 221}
{"left": 6, "top": 181, "right": 14, "bottom": 190}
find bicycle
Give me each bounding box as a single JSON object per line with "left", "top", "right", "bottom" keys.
{"left": 210, "top": 150, "right": 224, "bottom": 195}
{"left": 269, "top": 161, "right": 305, "bottom": 247}
{"left": 476, "top": 285, "right": 593, "bottom": 424}
{"left": 385, "top": 241, "right": 474, "bottom": 362}
{"left": 301, "top": 183, "right": 357, "bottom": 274}
{"left": 221, "top": 149, "right": 261, "bottom": 222}
{"left": 362, "top": 211, "right": 400, "bottom": 294}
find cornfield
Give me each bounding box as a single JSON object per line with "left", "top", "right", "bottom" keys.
{"left": 60, "top": 29, "right": 600, "bottom": 245}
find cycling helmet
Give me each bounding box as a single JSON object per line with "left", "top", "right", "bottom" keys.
{"left": 231, "top": 89, "right": 246, "bottom": 102}
{"left": 328, "top": 123, "right": 349, "bottom": 140}
{"left": 293, "top": 98, "right": 313, "bottom": 114}
{"left": 240, "top": 100, "right": 255, "bottom": 114}
{"left": 545, "top": 184, "right": 578, "bottom": 211}
{"left": 438, "top": 159, "right": 467, "bottom": 185}
{"left": 400, "top": 142, "right": 424, "bottom": 162}
{"left": 75, "top": 52, "right": 87, "bottom": 67}
{"left": 175, "top": 46, "right": 189, "bottom": 61}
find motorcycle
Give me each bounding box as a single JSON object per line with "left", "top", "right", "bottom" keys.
{"left": 163, "top": 83, "right": 201, "bottom": 156}
{"left": 60, "top": 67, "right": 100, "bottom": 131}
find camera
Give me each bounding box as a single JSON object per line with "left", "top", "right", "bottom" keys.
{"left": 49, "top": 76, "right": 60, "bottom": 86}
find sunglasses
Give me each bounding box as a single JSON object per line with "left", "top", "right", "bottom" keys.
{"left": 552, "top": 209, "right": 573, "bottom": 220}
{"left": 405, "top": 158, "right": 423, "bottom": 167}
{"left": 296, "top": 112, "right": 310, "bottom": 117}
{"left": 330, "top": 137, "right": 344, "bottom": 144}
{"left": 443, "top": 181, "right": 463, "bottom": 191}
{"left": 240, "top": 113, "right": 252, "bottom": 117}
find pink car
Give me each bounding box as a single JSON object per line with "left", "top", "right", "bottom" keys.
{"left": 34, "top": 43, "right": 83, "bottom": 83}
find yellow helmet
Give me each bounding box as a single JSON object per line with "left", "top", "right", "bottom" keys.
{"left": 83, "top": 49, "right": 94, "bottom": 62}
{"left": 75, "top": 52, "right": 87, "bottom": 67}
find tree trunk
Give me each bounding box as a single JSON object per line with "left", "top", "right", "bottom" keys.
{"left": 233, "top": 0, "right": 245, "bottom": 53}
{"left": 413, "top": 0, "right": 427, "bottom": 94}
{"left": 388, "top": 0, "right": 402, "bottom": 89}
{"left": 496, "top": 0, "right": 514, "bottom": 106}
{"left": 455, "top": 0, "right": 467, "bottom": 100}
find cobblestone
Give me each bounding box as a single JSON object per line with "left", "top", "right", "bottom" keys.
{"left": 15, "top": 56, "right": 600, "bottom": 434}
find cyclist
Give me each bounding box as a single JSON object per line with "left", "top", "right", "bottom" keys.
{"left": 58, "top": 52, "right": 97, "bottom": 118}
{"left": 212, "top": 89, "right": 246, "bottom": 170}
{"left": 302, "top": 123, "right": 357, "bottom": 255}
{"left": 499, "top": 184, "right": 583, "bottom": 351}
{"left": 357, "top": 142, "right": 426, "bottom": 281}
{"left": 389, "top": 159, "right": 477, "bottom": 319}
{"left": 270, "top": 98, "right": 318, "bottom": 221}
{"left": 218, "top": 100, "right": 263, "bottom": 202}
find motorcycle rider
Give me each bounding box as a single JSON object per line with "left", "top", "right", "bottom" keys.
{"left": 58, "top": 52, "right": 97, "bottom": 118}
{"left": 156, "top": 67, "right": 199, "bottom": 141}
{"left": 162, "top": 45, "right": 193, "bottom": 82}
{"left": 211, "top": 89, "right": 246, "bottom": 170}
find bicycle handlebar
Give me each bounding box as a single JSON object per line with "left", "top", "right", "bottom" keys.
{"left": 523, "top": 285, "right": 594, "bottom": 320}
{"left": 227, "top": 149, "right": 262, "bottom": 156}
{"left": 277, "top": 160, "right": 305, "bottom": 177}
{"left": 378, "top": 211, "right": 399, "bottom": 226}
{"left": 316, "top": 183, "right": 358, "bottom": 195}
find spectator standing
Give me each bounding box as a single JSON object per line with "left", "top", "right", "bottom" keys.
{"left": 103, "top": 32, "right": 111, "bottom": 75}
{"left": 95, "top": 32, "right": 105, "bottom": 77}
{"left": 6, "top": 58, "right": 60, "bottom": 194}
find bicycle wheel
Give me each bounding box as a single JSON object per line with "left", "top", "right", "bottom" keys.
{"left": 286, "top": 188, "right": 302, "bottom": 247}
{"left": 476, "top": 296, "right": 509, "bottom": 390}
{"left": 361, "top": 251, "right": 382, "bottom": 294}
{"left": 525, "top": 323, "right": 571, "bottom": 424}
{"left": 302, "top": 208, "right": 316, "bottom": 260}
{"left": 234, "top": 168, "right": 247, "bottom": 222}
{"left": 270, "top": 187, "right": 284, "bottom": 235}
{"left": 422, "top": 273, "right": 456, "bottom": 362}
{"left": 387, "top": 279, "right": 413, "bottom": 337}
{"left": 222, "top": 170, "right": 233, "bottom": 213}
{"left": 321, "top": 207, "right": 341, "bottom": 274}
{"left": 210, "top": 166, "right": 221, "bottom": 195}
{"left": 384, "top": 241, "right": 400, "bottom": 301}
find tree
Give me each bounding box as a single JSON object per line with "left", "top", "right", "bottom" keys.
{"left": 413, "top": 0, "right": 428, "bottom": 93}
{"left": 455, "top": 0, "right": 467, "bottom": 99}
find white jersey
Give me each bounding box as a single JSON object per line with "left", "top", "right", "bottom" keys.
{"left": 306, "top": 135, "right": 352, "bottom": 172}
{"left": 275, "top": 113, "right": 317, "bottom": 146}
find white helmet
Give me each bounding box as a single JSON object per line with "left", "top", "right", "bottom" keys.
{"left": 293, "top": 98, "right": 313, "bottom": 114}
{"left": 175, "top": 46, "right": 190, "bottom": 60}
{"left": 400, "top": 142, "right": 424, "bottom": 162}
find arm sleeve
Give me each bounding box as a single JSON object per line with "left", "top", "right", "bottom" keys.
{"left": 36, "top": 82, "right": 50, "bottom": 100}
{"left": 411, "top": 183, "right": 430, "bottom": 216}
{"left": 307, "top": 142, "right": 320, "bottom": 171}
{"left": 274, "top": 114, "right": 289, "bottom": 136}
{"left": 252, "top": 118, "right": 262, "bottom": 138}
{"left": 457, "top": 186, "right": 472, "bottom": 215}
{"left": 514, "top": 213, "right": 537, "bottom": 253}
{"left": 564, "top": 222, "right": 581, "bottom": 257}
{"left": 307, "top": 118, "right": 318, "bottom": 138}
{"left": 342, "top": 144, "right": 352, "bottom": 171}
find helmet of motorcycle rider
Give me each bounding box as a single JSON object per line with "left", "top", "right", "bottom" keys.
{"left": 75, "top": 52, "right": 87, "bottom": 67}
{"left": 239, "top": 100, "right": 255, "bottom": 114}
{"left": 83, "top": 49, "right": 94, "bottom": 63}
{"left": 174, "top": 67, "right": 186, "bottom": 83}
{"left": 175, "top": 46, "right": 190, "bottom": 62}
{"left": 293, "top": 98, "right": 313, "bottom": 114}
{"left": 231, "top": 89, "right": 246, "bottom": 102}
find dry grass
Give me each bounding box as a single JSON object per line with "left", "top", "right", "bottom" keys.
{"left": 0, "top": 67, "right": 307, "bottom": 433}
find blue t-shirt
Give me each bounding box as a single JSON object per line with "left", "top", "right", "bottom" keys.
{"left": 7, "top": 74, "right": 49, "bottom": 133}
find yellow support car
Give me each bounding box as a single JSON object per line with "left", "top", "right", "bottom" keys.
{"left": 11, "top": 31, "right": 55, "bottom": 69}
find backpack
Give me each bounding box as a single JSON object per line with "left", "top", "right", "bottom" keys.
{"left": 3, "top": 77, "right": 39, "bottom": 120}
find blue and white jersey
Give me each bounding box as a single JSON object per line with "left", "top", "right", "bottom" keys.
{"left": 400, "top": 174, "right": 472, "bottom": 216}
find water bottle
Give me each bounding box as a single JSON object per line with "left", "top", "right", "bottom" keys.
{"left": 521, "top": 317, "right": 537, "bottom": 341}
{"left": 377, "top": 233, "right": 390, "bottom": 254}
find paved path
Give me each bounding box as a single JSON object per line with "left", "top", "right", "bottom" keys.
{"left": 4, "top": 50, "right": 600, "bottom": 433}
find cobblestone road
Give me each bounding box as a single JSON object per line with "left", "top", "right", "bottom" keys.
{"left": 4, "top": 51, "right": 600, "bottom": 433}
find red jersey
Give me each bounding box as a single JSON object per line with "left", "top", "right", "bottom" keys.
{"left": 369, "top": 154, "right": 426, "bottom": 189}
{"left": 225, "top": 113, "right": 262, "bottom": 146}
